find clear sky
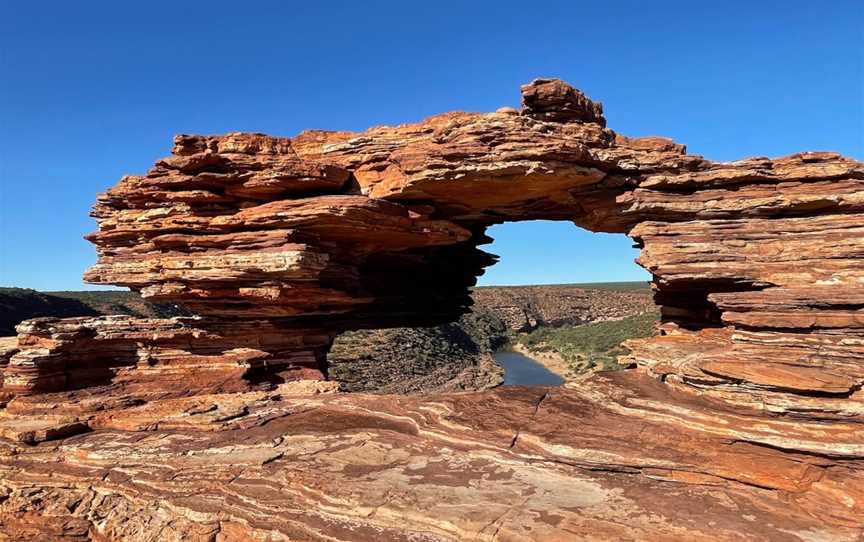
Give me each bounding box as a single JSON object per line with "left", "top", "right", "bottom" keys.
{"left": 1, "top": 1, "right": 861, "bottom": 290}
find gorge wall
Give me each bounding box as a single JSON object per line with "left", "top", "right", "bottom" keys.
{"left": 471, "top": 284, "right": 654, "bottom": 332}
{"left": 0, "top": 80, "right": 862, "bottom": 541}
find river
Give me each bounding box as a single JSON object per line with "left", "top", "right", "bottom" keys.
{"left": 494, "top": 350, "right": 565, "bottom": 386}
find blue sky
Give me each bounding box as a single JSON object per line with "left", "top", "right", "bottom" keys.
{"left": 1, "top": 1, "right": 861, "bottom": 290}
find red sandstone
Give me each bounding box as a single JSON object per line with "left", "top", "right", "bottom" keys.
{"left": 0, "top": 79, "right": 862, "bottom": 541}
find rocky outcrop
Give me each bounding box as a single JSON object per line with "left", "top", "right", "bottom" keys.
{"left": 1, "top": 79, "right": 862, "bottom": 540}
{"left": 1, "top": 316, "right": 331, "bottom": 401}
{"left": 1, "top": 380, "right": 861, "bottom": 540}
{"left": 65, "top": 77, "right": 864, "bottom": 413}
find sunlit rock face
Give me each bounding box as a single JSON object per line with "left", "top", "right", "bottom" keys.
{"left": 79, "top": 78, "right": 864, "bottom": 405}
{"left": 1, "top": 79, "right": 862, "bottom": 540}
{"left": 1, "top": 316, "right": 332, "bottom": 398}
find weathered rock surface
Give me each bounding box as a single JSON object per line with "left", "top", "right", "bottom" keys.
{"left": 1, "top": 378, "right": 861, "bottom": 541}
{"left": 1, "top": 78, "right": 862, "bottom": 540}
{"left": 1, "top": 316, "right": 331, "bottom": 401}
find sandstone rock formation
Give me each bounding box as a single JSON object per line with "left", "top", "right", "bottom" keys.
{"left": 1, "top": 79, "right": 862, "bottom": 540}
{"left": 4, "top": 380, "right": 862, "bottom": 541}
{"left": 1, "top": 316, "right": 330, "bottom": 401}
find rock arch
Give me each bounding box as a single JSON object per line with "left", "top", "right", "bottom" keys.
{"left": 1, "top": 80, "right": 862, "bottom": 539}
{"left": 76, "top": 79, "right": 863, "bottom": 403}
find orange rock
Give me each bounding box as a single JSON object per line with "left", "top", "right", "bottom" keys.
{"left": 1, "top": 79, "right": 862, "bottom": 540}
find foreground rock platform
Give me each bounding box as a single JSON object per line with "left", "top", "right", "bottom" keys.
{"left": 0, "top": 79, "right": 862, "bottom": 540}
{"left": 2, "top": 376, "right": 862, "bottom": 541}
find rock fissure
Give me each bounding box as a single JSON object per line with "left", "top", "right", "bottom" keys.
{"left": 508, "top": 391, "right": 550, "bottom": 450}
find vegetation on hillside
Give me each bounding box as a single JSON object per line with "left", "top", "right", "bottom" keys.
{"left": 517, "top": 310, "right": 659, "bottom": 374}
{"left": 328, "top": 311, "right": 507, "bottom": 393}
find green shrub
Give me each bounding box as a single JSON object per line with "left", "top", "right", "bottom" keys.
{"left": 517, "top": 311, "right": 659, "bottom": 374}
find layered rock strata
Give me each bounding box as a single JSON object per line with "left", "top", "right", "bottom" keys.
{"left": 67, "top": 77, "right": 864, "bottom": 413}
{"left": 1, "top": 378, "right": 862, "bottom": 540}
{"left": 1, "top": 79, "right": 862, "bottom": 540}
{"left": 0, "top": 316, "right": 330, "bottom": 401}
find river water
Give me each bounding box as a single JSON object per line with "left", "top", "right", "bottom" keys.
{"left": 494, "top": 350, "right": 565, "bottom": 386}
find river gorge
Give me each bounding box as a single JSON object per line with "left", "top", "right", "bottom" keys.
{"left": 494, "top": 349, "right": 565, "bottom": 386}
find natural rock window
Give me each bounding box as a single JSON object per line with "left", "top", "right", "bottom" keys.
{"left": 1, "top": 79, "right": 862, "bottom": 539}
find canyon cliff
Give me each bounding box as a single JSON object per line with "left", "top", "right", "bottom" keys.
{"left": 1, "top": 79, "right": 862, "bottom": 541}
{"left": 472, "top": 284, "right": 653, "bottom": 332}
